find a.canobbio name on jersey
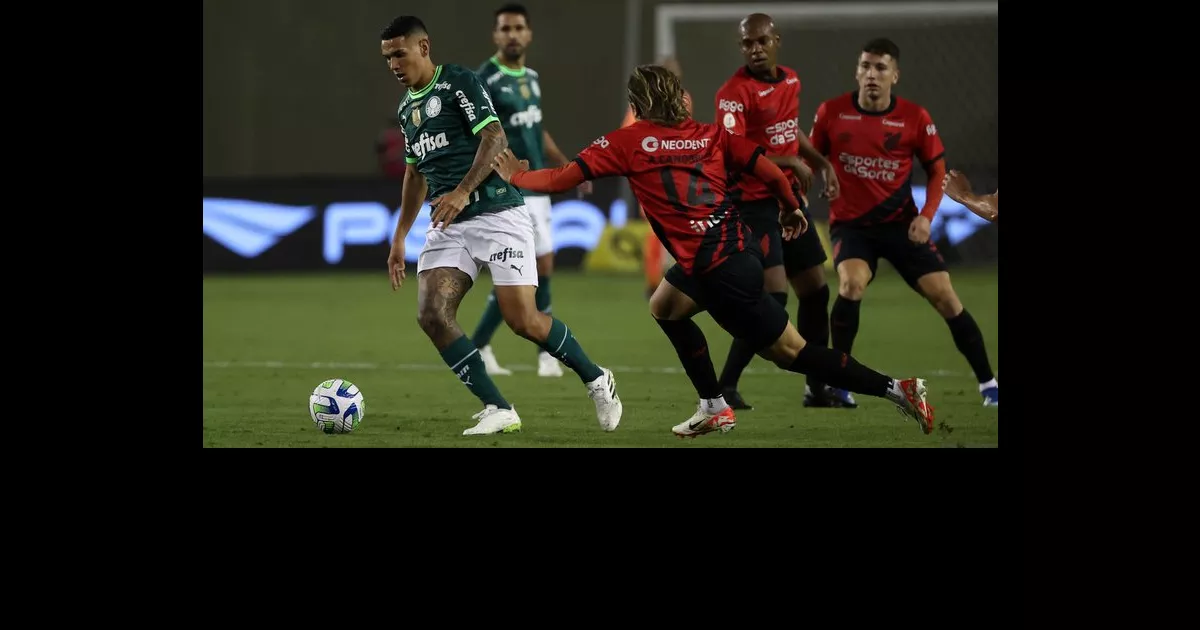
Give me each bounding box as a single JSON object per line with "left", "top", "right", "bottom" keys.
{"left": 838, "top": 152, "right": 901, "bottom": 181}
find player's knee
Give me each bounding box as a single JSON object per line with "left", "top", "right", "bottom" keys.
{"left": 929, "top": 291, "right": 963, "bottom": 319}
{"left": 917, "top": 273, "right": 962, "bottom": 317}
{"left": 416, "top": 308, "right": 451, "bottom": 340}
{"left": 501, "top": 309, "right": 533, "bottom": 338}
{"left": 838, "top": 276, "right": 868, "bottom": 300}
{"left": 648, "top": 292, "right": 672, "bottom": 319}
{"left": 502, "top": 306, "right": 547, "bottom": 341}
{"left": 760, "top": 324, "right": 806, "bottom": 367}
{"left": 649, "top": 284, "right": 688, "bottom": 320}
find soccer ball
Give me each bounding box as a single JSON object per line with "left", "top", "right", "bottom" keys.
{"left": 309, "top": 379, "right": 365, "bottom": 434}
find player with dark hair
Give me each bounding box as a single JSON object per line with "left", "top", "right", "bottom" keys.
{"left": 491, "top": 64, "right": 936, "bottom": 437}
{"left": 380, "top": 15, "right": 623, "bottom": 435}
{"left": 943, "top": 169, "right": 997, "bottom": 222}
{"left": 811, "top": 37, "right": 998, "bottom": 406}
{"left": 703, "top": 12, "right": 853, "bottom": 410}
{"left": 469, "top": 3, "right": 592, "bottom": 379}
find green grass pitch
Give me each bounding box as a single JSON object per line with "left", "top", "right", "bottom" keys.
{"left": 203, "top": 266, "right": 998, "bottom": 447}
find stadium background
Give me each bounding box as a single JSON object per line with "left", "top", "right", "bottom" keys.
{"left": 203, "top": 0, "right": 997, "bottom": 272}
{"left": 202, "top": 0, "right": 998, "bottom": 448}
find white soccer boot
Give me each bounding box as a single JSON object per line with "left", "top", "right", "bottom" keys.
{"left": 462, "top": 405, "right": 522, "bottom": 436}
{"left": 671, "top": 405, "right": 737, "bottom": 438}
{"left": 537, "top": 351, "right": 564, "bottom": 377}
{"left": 585, "top": 367, "right": 623, "bottom": 431}
{"left": 479, "top": 345, "right": 513, "bottom": 376}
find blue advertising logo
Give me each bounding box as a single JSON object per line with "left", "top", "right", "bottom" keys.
{"left": 320, "top": 199, "right": 627, "bottom": 264}
{"left": 203, "top": 199, "right": 316, "bottom": 257}
{"left": 204, "top": 188, "right": 986, "bottom": 262}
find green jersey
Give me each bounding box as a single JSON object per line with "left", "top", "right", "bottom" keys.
{"left": 477, "top": 57, "right": 547, "bottom": 197}
{"left": 399, "top": 63, "right": 524, "bottom": 222}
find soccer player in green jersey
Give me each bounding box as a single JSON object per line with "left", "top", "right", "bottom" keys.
{"left": 470, "top": 3, "right": 590, "bottom": 378}
{"left": 381, "top": 15, "right": 622, "bottom": 435}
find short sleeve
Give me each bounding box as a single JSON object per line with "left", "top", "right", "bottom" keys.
{"left": 453, "top": 70, "right": 501, "bottom": 135}
{"left": 715, "top": 84, "right": 748, "bottom": 136}
{"left": 915, "top": 107, "right": 946, "bottom": 166}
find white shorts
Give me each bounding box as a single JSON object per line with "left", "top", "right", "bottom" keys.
{"left": 526, "top": 194, "right": 554, "bottom": 257}
{"left": 417, "top": 205, "right": 538, "bottom": 287}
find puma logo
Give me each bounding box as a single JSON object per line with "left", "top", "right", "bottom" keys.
{"left": 510, "top": 264, "right": 523, "bottom": 274}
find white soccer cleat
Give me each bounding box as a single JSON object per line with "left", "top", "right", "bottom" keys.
{"left": 585, "top": 367, "right": 622, "bottom": 431}
{"left": 479, "top": 345, "right": 513, "bottom": 376}
{"left": 671, "top": 406, "right": 737, "bottom": 438}
{"left": 537, "top": 351, "right": 564, "bottom": 377}
{"left": 462, "top": 405, "right": 522, "bottom": 436}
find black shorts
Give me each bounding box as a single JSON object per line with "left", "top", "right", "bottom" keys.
{"left": 663, "top": 251, "right": 790, "bottom": 351}
{"left": 738, "top": 199, "right": 785, "bottom": 269}
{"left": 739, "top": 198, "right": 828, "bottom": 277}
{"left": 830, "top": 220, "right": 948, "bottom": 289}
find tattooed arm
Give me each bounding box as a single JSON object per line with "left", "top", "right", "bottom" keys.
{"left": 428, "top": 121, "right": 508, "bottom": 228}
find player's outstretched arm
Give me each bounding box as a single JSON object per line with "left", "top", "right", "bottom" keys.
{"left": 966, "top": 193, "right": 998, "bottom": 222}
{"left": 493, "top": 148, "right": 587, "bottom": 193}
{"left": 944, "top": 169, "right": 997, "bottom": 222}
{"left": 956, "top": 192, "right": 998, "bottom": 223}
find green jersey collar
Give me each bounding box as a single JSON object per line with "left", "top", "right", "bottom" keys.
{"left": 489, "top": 56, "right": 526, "bottom": 77}
{"left": 407, "top": 65, "right": 444, "bottom": 99}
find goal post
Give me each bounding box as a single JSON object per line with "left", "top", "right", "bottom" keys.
{"left": 655, "top": 2, "right": 999, "bottom": 60}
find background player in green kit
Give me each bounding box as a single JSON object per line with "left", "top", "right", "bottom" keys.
{"left": 470, "top": 4, "right": 590, "bottom": 378}
{"left": 381, "top": 15, "right": 623, "bottom": 436}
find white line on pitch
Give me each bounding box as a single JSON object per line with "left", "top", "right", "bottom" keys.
{"left": 203, "top": 360, "right": 967, "bottom": 378}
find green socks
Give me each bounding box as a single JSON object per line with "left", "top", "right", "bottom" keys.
{"left": 538, "top": 318, "right": 603, "bottom": 383}
{"left": 471, "top": 292, "right": 505, "bottom": 349}
{"left": 535, "top": 276, "right": 552, "bottom": 314}
{"left": 440, "top": 335, "right": 511, "bottom": 409}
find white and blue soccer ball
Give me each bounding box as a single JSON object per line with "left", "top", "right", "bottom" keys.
{"left": 309, "top": 379, "right": 365, "bottom": 434}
